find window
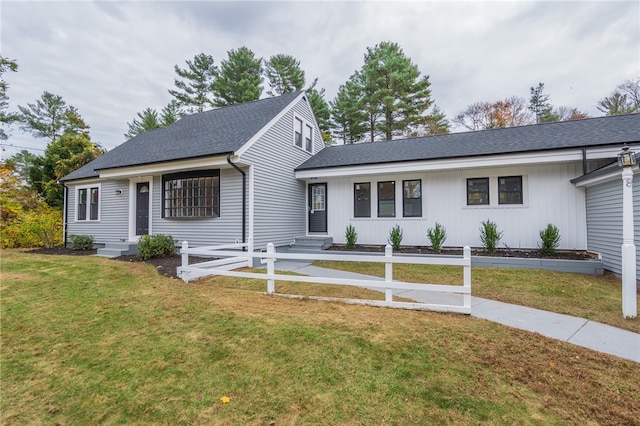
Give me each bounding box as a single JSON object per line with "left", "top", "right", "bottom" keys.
{"left": 305, "top": 124, "right": 313, "bottom": 152}
{"left": 403, "top": 180, "right": 422, "bottom": 217}
{"left": 467, "top": 178, "right": 489, "bottom": 205}
{"left": 294, "top": 117, "right": 303, "bottom": 148}
{"left": 354, "top": 182, "right": 371, "bottom": 217}
{"left": 162, "top": 170, "right": 220, "bottom": 218}
{"left": 498, "top": 176, "right": 523, "bottom": 204}
{"left": 77, "top": 186, "right": 99, "bottom": 221}
{"left": 378, "top": 181, "right": 395, "bottom": 217}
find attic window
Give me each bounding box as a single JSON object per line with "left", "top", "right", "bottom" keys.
{"left": 162, "top": 170, "right": 220, "bottom": 218}
{"left": 293, "top": 114, "right": 313, "bottom": 153}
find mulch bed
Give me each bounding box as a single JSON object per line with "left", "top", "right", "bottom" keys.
{"left": 326, "top": 244, "right": 598, "bottom": 260}
{"left": 28, "top": 244, "right": 598, "bottom": 281}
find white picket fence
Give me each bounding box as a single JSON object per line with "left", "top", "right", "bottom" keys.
{"left": 177, "top": 241, "right": 472, "bottom": 314}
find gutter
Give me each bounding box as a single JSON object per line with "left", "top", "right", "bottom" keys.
{"left": 226, "top": 154, "right": 246, "bottom": 250}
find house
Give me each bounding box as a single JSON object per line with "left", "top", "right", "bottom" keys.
{"left": 60, "top": 91, "right": 325, "bottom": 255}
{"left": 294, "top": 113, "right": 640, "bottom": 279}
{"left": 61, "top": 93, "right": 639, "bottom": 278}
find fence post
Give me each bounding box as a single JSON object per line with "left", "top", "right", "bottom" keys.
{"left": 266, "top": 242, "right": 275, "bottom": 294}
{"left": 181, "top": 241, "right": 189, "bottom": 283}
{"left": 385, "top": 244, "right": 393, "bottom": 302}
{"left": 247, "top": 236, "right": 254, "bottom": 268}
{"left": 463, "top": 245, "right": 471, "bottom": 310}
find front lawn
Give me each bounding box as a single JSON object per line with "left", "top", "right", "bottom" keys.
{"left": 2, "top": 251, "right": 639, "bottom": 424}
{"left": 313, "top": 260, "right": 640, "bottom": 334}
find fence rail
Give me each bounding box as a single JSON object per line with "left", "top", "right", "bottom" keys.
{"left": 178, "top": 241, "right": 472, "bottom": 314}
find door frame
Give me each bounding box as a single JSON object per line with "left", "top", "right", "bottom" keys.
{"left": 128, "top": 176, "right": 153, "bottom": 241}
{"left": 308, "top": 182, "right": 327, "bottom": 234}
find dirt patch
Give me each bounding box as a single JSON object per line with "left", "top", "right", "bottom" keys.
{"left": 327, "top": 244, "right": 598, "bottom": 260}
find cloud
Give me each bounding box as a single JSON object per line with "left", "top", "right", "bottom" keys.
{"left": 1, "top": 0, "right": 638, "bottom": 159}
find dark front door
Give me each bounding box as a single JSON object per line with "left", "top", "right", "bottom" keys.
{"left": 308, "top": 183, "right": 327, "bottom": 233}
{"left": 136, "top": 182, "right": 150, "bottom": 236}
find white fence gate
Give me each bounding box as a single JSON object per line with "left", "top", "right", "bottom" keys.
{"left": 178, "top": 242, "right": 472, "bottom": 314}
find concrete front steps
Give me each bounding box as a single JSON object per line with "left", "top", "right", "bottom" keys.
{"left": 288, "top": 236, "right": 333, "bottom": 253}
{"left": 96, "top": 242, "right": 138, "bottom": 258}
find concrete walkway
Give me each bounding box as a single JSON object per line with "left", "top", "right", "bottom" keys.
{"left": 274, "top": 260, "right": 640, "bottom": 363}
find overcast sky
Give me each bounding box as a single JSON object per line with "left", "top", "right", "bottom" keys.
{"left": 1, "top": 0, "right": 638, "bottom": 159}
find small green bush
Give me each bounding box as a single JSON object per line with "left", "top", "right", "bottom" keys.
{"left": 480, "top": 219, "right": 503, "bottom": 254}
{"left": 344, "top": 224, "right": 358, "bottom": 249}
{"left": 0, "top": 207, "right": 63, "bottom": 248}
{"left": 427, "top": 222, "right": 447, "bottom": 253}
{"left": 539, "top": 224, "right": 561, "bottom": 256}
{"left": 138, "top": 234, "right": 177, "bottom": 260}
{"left": 388, "top": 225, "right": 403, "bottom": 251}
{"left": 69, "top": 234, "right": 95, "bottom": 251}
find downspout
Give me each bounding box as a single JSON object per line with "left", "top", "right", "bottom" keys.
{"left": 582, "top": 148, "right": 588, "bottom": 175}
{"left": 226, "top": 153, "right": 246, "bottom": 250}
{"left": 61, "top": 182, "right": 68, "bottom": 247}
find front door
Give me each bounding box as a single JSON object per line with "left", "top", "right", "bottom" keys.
{"left": 308, "top": 183, "right": 327, "bottom": 233}
{"left": 136, "top": 182, "right": 150, "bottom": 236}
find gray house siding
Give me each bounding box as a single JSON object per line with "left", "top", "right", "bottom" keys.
{"left": 240, "top": 97, "right": 324, "bottom": 249}
{"left": 65, "top": 180, "right": 129, "bottom": 244}
{"left": 585, "top": 175, "right": 640, "bottom": 279}
{"left": 151, "top": 168, "right": 245, "bottom": 247}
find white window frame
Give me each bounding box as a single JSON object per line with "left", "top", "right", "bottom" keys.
{"left": 75, "top": 183, "right": 101, "bottom": 222}
{"left": 293, "top": 113, "right": 314, "bottom": 154}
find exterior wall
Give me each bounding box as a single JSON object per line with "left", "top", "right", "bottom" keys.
{"left": 65, "top": 179, "right": 129, "bottom": 244}
{"left": 151, "top": 168, "right": 245, "bottom": 247}
{"left": 323, "top": 162, "right": 587, "bottom": 250}
{"left": 240, "top": 97, "right": 324, "bottom": 250}
{"left": 585, "top": 174, "right": 640, "bottom": 277}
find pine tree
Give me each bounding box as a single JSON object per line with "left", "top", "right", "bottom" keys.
{"left": 18, "top": 91, "right": 74, "bottom": 141}
{"left": 212, "top": 47, "right": 263, "bottom": 107}
{"left": 528, "top": 82, "right": 559, "bottom": 123}
{"left": 330, "top": 79, "right": 367, "bottom": 144}
{"left": 0, "top": 56, "right": 19, "bottom": 140}
{"left": 265, "top": 54, "right": 305, "bottom": 96}
{"left": 168, "top": 53, "right": 218, "bottom": 113}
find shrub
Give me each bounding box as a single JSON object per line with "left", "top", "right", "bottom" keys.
{"left": 479, "top": 219, "right": 503, "bottom": 254}
{"left": 344, "top": 224, "right": 358, "bottom": 249}
{"left": 427, "top": 222, "right": 447, "bottom": 253}
{"left": 539, "top": 224, "right": 561, "bottom": 256}
{"left": 0, "top": 207, "right": 63, "bottom": 248}
{"left": 69, "top": 234, "right": 95, "bottom": 251}
{"left": 138, "top": 234, "right": 177, "bottom": 260}
{"left": 388, "top": 225, "right": 403, "bottom": 251}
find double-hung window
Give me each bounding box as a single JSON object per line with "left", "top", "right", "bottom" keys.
{"left": 294, "top": 117, "right": 303, "bottom": 148}
{"left": 162, "top": 170, "right": 220, "bottom": 218}
{"left": 467, "top": 178, "right": 490, "bottom": 205}
{"left": 402, "top": 179, "right": 422, "bottom": 217}
{"left": 378, "top": 181, "right": 395, "bottom": 217}
{"left": 354, "top": 182, "right": 371, "bottom": 217}
{"left": 293, "top": 115, "right": 314, "bottom": 153}
{"left": 77, "top": 186, "right": 100, "bottom": 221}
{"left": 498, "top": 176, "right": 523, "bottom": 204}
{"left": 305, "top": 124, "right": 313, "bottom": 152}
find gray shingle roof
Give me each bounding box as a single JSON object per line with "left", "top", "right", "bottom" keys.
{"left": 61, "top": 91, "right": 302, "bottom": 181}
{"left": 296, "top": 113, "right": 640, "bottom": 171}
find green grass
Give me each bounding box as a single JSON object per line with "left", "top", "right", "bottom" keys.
{"left": 2, "top": 251, "right": 640, "bottom": 425}
{"left": 313, "top": 261, "right": 640, "bottom": 334}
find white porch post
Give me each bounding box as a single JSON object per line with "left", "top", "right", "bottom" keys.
{"left": 621, "top": 167, "right": 637, "bottom": 318}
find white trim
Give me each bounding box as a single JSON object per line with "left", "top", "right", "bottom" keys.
{"left": 99, "top": 157, "right": 232, "bottom": 179}
{"left": 128, "top": 177, "right": 153, "bottom": 241}
{"left": 74, "top": 183, "right": 102, "bottom": 222}
{"left": 296, "top": 150, "right": 589, "bottom": 179}
{"left": 235, "top": 92, "right": 306, "bottom": 157}
{"left": 248, "top": 164, "right": 255, "bottom": 253}
{"left": 573, "top": 167, "right": 640, "bottom": 188}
